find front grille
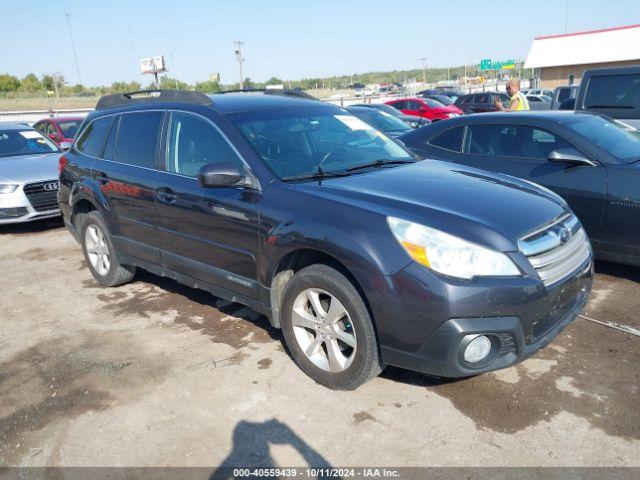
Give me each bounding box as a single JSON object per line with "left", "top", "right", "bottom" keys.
{"left": 519, "top": 214, "right": 591, "bottom": 287}
{"left": 23, "top": 180, "right": 59, "bottom": 212}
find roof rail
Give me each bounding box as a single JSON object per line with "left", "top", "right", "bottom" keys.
{"left": 217, "top": 88, "right": 319, "bottom": 101}
{"left": 95, "top": 89, "right": 213, "bottom": 110}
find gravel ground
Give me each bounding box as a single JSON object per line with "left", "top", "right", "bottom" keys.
{"left": 0, "top": 219, "right": 638, "bottom": 468}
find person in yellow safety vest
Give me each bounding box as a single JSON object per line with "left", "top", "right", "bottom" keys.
{"left": 495, "top": 79, "right": 530, "bottom": 111}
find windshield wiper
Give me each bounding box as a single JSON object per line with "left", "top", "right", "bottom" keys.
{"left": 346, "top": 158, "right": 415, "bottom": 172}
{"left": 282, "top": 166, "right": 351, "bottom": 181}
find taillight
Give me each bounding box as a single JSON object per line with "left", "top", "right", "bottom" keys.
{"left": 58, "top": 155, "right": 69, "bottom": 176}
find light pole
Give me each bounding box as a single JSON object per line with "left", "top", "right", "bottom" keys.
{"left": 64, "top": 8, "right": 83, "bottom": 85}
{"left": 234, "top": 41, "right": 245, "bottom": 89}
{"left": 419, "top": 57, "right": 429, "bottom": 86}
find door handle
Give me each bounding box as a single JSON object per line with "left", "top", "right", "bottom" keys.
{"left": 156, "top": 187, "right": 177, "bottom": 205}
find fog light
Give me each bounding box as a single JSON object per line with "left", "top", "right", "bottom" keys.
{"left": 463, "top": 335, "right": 492, "bottom": 363}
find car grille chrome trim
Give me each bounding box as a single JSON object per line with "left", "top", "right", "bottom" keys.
{"left": 23, "top": 180, "right": 60, "bottom": 212}
{"left": 519, "top": 215, "right": 591, "bottom": 287}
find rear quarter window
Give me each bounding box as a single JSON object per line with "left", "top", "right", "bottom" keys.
{"left": 429, "top": 127, "right": 464, "bottom": 152}
{"left": 75, "top": 116, "right": 115, "bottom": 157}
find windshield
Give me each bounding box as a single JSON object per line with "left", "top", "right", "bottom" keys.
{"left": 562, "top": 115, "right": 640, "bottom": 162}
{"left": 433, "top": 96, "right": 453, "bottom": 105}
{"left": 348, "top": 109, "right": 411, "bottom": 133}
{"left": 0, "top": 129, "right": 59, "bottom": 158}
{"left": 423, "top": 98, "right": 445, "bottom": 108}
{"left": 371, "top": 104, "right": 404, "bottom": 117}
{"left": 58, "top": 120, "right": 81, "bottom": 138}
{"left": 228, "top": 107, "right": 413, "bottom": 179}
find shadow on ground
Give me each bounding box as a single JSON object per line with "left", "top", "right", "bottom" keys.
{"left": 210, "top": 419, "right": 334, "bottom": 479}
{"left": 0, "top": 217, "right": 64, "bottom": 235}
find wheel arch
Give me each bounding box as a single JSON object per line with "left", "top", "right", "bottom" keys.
{"left": 268, "top": 247, "right": 375, "bottom": 331}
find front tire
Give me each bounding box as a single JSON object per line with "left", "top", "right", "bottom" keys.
{"left": 280, "top": 264, "right": 383, "bottom": 390}
{"left": 78, "top": 211, "right": 136, "bottom": 287}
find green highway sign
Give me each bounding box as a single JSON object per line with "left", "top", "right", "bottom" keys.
{"left": 492, "top": 61, "right": 503, "bottom": 70}
{"left": 480, "top": 59, "right": 492, "bottom": 71}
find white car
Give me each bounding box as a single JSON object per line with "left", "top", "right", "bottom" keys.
{"left": 0, "top": 123, "right": 63, "bottom": 224}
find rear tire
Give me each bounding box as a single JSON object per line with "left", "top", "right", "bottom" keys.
{"left": 78, "top": 211, "right": 136, "bottom": 287}
{"left": 280, "top": 264, "right": 383, "bottom": 390}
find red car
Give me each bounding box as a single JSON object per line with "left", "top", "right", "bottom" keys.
{"left": 385, "top": 97, "right": 463, "bottom": 121}
{"left": 33, "top": 116, "right": 84, "bottom": 145}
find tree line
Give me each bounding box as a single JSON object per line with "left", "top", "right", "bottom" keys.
{"left": 0, "top": 65, "right": 528, "bottom": 96}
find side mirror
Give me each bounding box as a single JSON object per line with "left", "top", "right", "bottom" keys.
{"left": 548, "top": 148, "right": 596, "bottom": 167}
{"left": 198, "top": 161, "right": 245, "bottom": 188}
{"left": 59, "top": 141, "right": 72, "bottom": 151}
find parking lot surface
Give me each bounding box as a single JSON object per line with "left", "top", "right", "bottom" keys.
{"left": 1, "top": 219, "right": 638, "bottom": 467}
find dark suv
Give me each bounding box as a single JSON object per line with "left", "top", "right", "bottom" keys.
{"left": 59, "top": 90, "right": 593, "bottom": 389}
{"left": 455, "top": 92, "right": 511, "bottom": 114}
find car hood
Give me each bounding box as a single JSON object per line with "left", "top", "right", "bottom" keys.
{"left": 0, "top": 153, "right": 61, "bottom": 184}
{"left": 295, "top": 160, "right": 569, "bottom": 252}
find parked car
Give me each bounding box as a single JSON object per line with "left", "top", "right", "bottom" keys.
{"left": 0, "top": 123, "right": 62, "bottom": 224}
{"left": 399, "top": 110, "right": 640, "bottom": 266}
{"left": 385, "top": 97, "right": 463, "bottom": 121}
{"left": 454, "top": 92, "right": 511, "bottom": 114}
{"left": 345, "top": 106, "right": 412, "bottom": 138}
{"left": 418, "top": 93, "right": 455, "bottom": 106}
{"left": 33, "top": 116, "right": 84, "bottom": 145}
{"left": 575, "top": 66, "right": 640, "bottom": 128}
{"left": 551, "top": 85, "right": 578, "bottom": 110}
{"left": 522, "top": 89, "right": 554, "bottom": 98}
{"left": 350, "top": 103, "right": 430, "bottom": 128}
{"left": 60, "top": 90, "right": 592, "bottom": 389}
{"left": 526, "top": 95, "right": 552, "bottom": 110}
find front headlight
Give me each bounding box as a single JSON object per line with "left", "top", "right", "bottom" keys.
{"left": 0, "top": 184, "right": 19, "bottom": 194}
{"left": 410, "top": 121, "right": 419, "bottom": 128}
{"left": 388, "top": 217, "right": 521, "bottom": 279}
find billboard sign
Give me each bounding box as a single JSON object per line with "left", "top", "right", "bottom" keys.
{"left": 140, "top": 56, "right": 166, "bottom": 75}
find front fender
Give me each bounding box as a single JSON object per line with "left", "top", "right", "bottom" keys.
{"left": 264, "top": 218, "right": 410, "bottom": 298}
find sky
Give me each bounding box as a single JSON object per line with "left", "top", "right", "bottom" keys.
{"left": 2, "top": 0, "right": 639, "bottom": 86}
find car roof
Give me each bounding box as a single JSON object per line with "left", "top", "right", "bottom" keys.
{"left": 50, "top": 116, "right": 85, "bottom": 122}
{"left": 426, "top": 110, "right": 597, "bottom": 126}
{"left": 0, "top": 122, "right": 34, "bottom": 130}
{"left": 208, "top": 93, "right": 334, "bottom": 114}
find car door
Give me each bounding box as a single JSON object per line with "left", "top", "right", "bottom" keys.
{"left": 459, "top": 123, "right": 606, "bottom": 237}
{"left": 596, "top": 164, "right": 640, "bottom": 261}
{"left": 154, "top": 110, "right": 261, "bottom": 299}
{"left": 90, "top": 111, "right": 164, "bottom": 263}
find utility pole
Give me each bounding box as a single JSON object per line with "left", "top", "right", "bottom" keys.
{"left": 64, "top": 8, "right": 83, "bottom": 85}
{"left": 419, "top": 57, "right": 428, "bottom": 86}
{"left": 234, "top": 41, "right": 245, "bottom": 89}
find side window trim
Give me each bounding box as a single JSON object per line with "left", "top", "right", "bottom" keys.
{"left": 161, "top": 109, "right": 259, "bottom": 185}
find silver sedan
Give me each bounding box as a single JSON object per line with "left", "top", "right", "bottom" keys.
{"left": 0, "top": 123, "right": 63, "bottom": 224}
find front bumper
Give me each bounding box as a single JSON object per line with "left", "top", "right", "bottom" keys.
{"left": 373, "top": 254, "right": 593, "bottom": 377}
{"left": 0, "top": 186, "right": 60, "bottom": 225}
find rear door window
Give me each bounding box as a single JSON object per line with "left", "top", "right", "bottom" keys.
{"left": 75, "top": 115, "right": 116, "bottom": 158}
{"left": 115, "top": 111, "right": 163, "bottom": 169}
